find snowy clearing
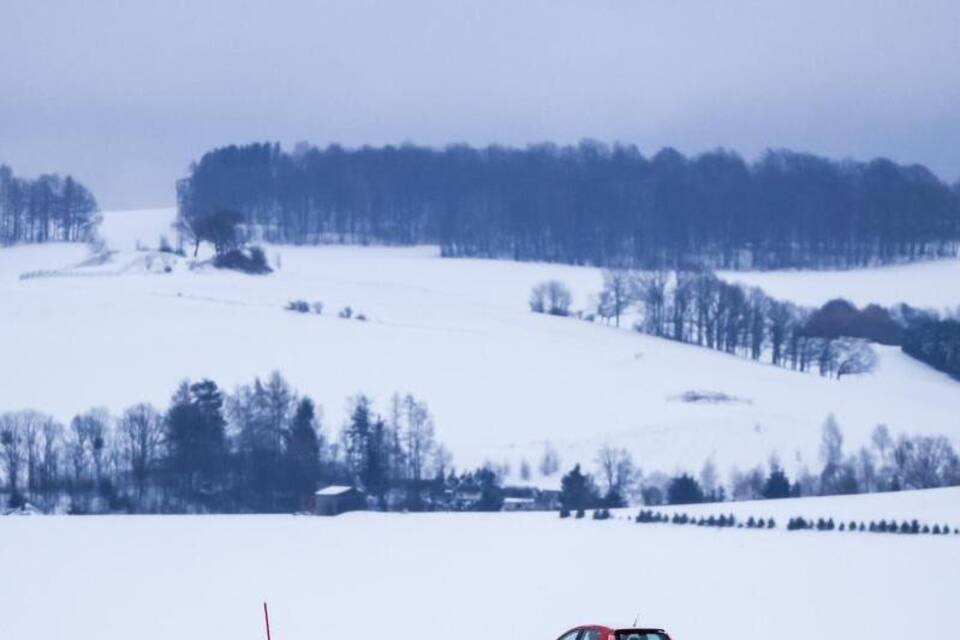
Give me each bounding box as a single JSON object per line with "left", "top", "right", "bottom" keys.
{"left": 2, "top": 488, "right": 959, "bottom": 640}
{"left": 719, "top": 259, "right": 960, "bottom": 310}
{"left": 1, "top": 208, "right": 959, "bottom": 482}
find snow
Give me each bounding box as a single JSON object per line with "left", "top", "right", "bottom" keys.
{"left": 719, "top": 259, "right": 960, "bottom": 310}
{"left": 629, "top": 485, "right": 960, "bottom": 526}
{"left": 315, "top": 485, "right": 355, "bottom": 496}
{"left": 1, "top": 488, "right": 958, "bottom": 640}
{"left": 95, "top": 206, "right": 179, "bottom": 252}
{"left": 1, "top": 208, "right": 959, "bottom": 484}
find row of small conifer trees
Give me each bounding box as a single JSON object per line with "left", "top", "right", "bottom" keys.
{"left": 787, "top": 516, "right": 959, "bottom": 535}
{"left": 563, "top": 508, "right": 960, "bottom": 538}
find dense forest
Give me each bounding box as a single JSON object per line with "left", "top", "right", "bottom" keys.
{"left": 177, "top": 142, "right": 960, "bottom": 269}
{"left": 0, "top": 164, "right": 99, "bottom": 245}
{"left": 901, "top": 311, "right": 960, "bottom": 381}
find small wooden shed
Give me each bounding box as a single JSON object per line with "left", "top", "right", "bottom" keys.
{"left": 313, "top": 485, "right": 367, "bottom": 516}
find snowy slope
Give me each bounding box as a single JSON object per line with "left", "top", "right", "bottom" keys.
{"left": 1, "top": 208, "right": 959, "bottom": 481}
{"left": 1, "top": 489, "right": 959, "bottom": 640}
{"left": 719, "top": 259, "right": 960, "bottom": 310}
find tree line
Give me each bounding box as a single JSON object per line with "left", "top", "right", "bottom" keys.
{"left": 533, "top": 269, "right": 960, "bottom": 380}
{"left": 900, "top": 308, "right": 960, "bottom": 380}
{"left": 0, "top": 164, "right": 99, "bottom": 245}
{"left": 176, "top": 141, "right": 960, "bottom": 270}
{"left": 553, "top": 416, "right": 960, "bottom": 516}
{"left": 0, "top": 372, "right": 456, "bottom": 514}
{"left": 532, "top": 270, "right": 879, "bottom": 378}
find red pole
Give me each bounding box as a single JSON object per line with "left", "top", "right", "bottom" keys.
{"left": 263, "top": 602, "right": 272, "bottom": 640}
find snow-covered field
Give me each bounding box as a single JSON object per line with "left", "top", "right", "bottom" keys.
{"left": 2, "top": 488, "right": 958, "bottom": 640}
{"left": 720, "top": 259, "right": 960, "bottom": 310}
{"left": 1, "top": 208, "right": 960, "bottom": 482}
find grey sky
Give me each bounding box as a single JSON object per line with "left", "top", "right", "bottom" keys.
{"left": 2, "top": 0, "right": 958, "bottom": 209}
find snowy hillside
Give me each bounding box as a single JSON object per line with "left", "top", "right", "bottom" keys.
{"left": 1, "top": 208, "right": 959, "bottom": 482}
{"left": 719, "top": 259, "right": 960, "bottom": 309}
{"left": 2, "top": 488, "right": 959, "bottom": 640}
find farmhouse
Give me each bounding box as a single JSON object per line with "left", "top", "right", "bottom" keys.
{"left": 313, "top": 485, "right": 367, "bottom": 516}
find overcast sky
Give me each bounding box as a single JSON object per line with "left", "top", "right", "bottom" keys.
{"left": 2, "top": 0, "right": 958, "bottom": 209}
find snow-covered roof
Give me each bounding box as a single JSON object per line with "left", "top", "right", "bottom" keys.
{"left": 3, "top": 503, "right": 43, "bottom": 516}
{"left": 315, "top": 485, "right": 356, "bottom": 496}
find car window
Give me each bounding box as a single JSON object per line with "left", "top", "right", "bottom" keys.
{"left": 581, "top": 629, "right": 601, "bottom": 640}
{"left": 617, "top": 632, "right": 667, "bottom": 640}
{"left": 558, "top": 630, "right": 581, "bottom": 640}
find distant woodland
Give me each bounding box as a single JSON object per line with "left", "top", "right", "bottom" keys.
{"left": 0, "top": 164, "right": 99, "bottom": 245}
{"left": 177, "top": 142, "right": 960, "bottom": 270}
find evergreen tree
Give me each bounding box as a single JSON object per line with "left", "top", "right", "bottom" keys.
{"left": 285, "top": 397, "right": 321, "bottom": 508}
{"left": 560, "top": 464, "right": 598, "bottom": 512}
{"left": 165, "top": 380, "right": 227, "bottom": 501}
{"left": 761, "top": 465, "right": 792, "bottom": 499}
{"left": 666, "top": 473, "right": 705, "bottom": 505}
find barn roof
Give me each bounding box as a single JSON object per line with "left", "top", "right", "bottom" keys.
{"left": 315, "top": 485, "right": 357, "bottom": 496}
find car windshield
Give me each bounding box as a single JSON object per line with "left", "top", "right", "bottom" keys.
{"left": 616, "top": 631, "right": 668, "bottom": 640}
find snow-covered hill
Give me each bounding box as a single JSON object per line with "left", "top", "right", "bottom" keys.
{"left": 2, "top": 488, "right": 958, "bottom": 640}
{"left": 719, "top": 259, "right": 960, "bottom": 310}
{"left": 1, "top": 208, "right": 959, "bottom": 482}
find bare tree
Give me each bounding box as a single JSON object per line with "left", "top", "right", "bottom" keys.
{"left": 38, "top": 418, "right": 63, "bottom": 495}
{"left": 402, "top": 394, "right": 436, "bottom": 483}
{"left": 530, "top": 280, "right": 572, "bottom": 316}
{"left": 636, "top": 270, "right": 669, "bottom": 336}
{"left": 670, "top": 271, "right": 694, "bottom": 341}
{"left": 596, "top": 445, "right": 639, "bottom": 504}
{"left": 0, "top": 413, "right": 26, "bottom": 500}
{"left": 833, "top": 338, "right": 878, "bottom": 379}
{"left": 902, "top": 435, "right": 959, "bottom": 489}
{"left": 119, "top": 404, "right": 164, "bottom": 503}
{"left": 519, "top": 459, "right": 531, "bottom": 481}
{"left": 768, "top": 300, "right": 793, "bottom": 365}
{"left": 71, "top": 408, "right": 111, "bottom": 488}
{"left": 699, "top": 458, "right": 719, "bottom": 498}
{"left": 539, "top": 442, "right": 561, "bottom": 476}
{"left": 599, "top": 269, "right": 636, "bottom": 327}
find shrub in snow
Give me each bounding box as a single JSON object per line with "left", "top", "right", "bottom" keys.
{"left": 356, "top": 313, "right": 367, "bottom": 322}
{"left": 529, "top": 280, "right": 572, "bottom": 316}
{"left": 287, "top": 300, "right": 310, "bottom": 313}
{"left": 339, "top": 306, "right": 353, "bottom": 319}
{"left": 311, "top": 302, "right": 324, "bottom": 314}
{"left": 575, "top": 508, "right": 585, "bottom": 519}
{"left": 214, "top": 245, "right": 272, "bottom": 274}
{"left": 559, "top": 508, "right": 570, "bottom": 519}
